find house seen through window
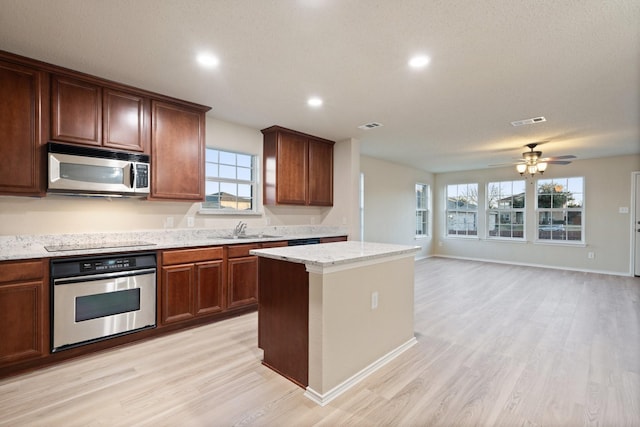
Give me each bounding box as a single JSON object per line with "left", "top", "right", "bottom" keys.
{"left": 536, "top": 177, "right": 584, "bottom": 242}
{"left": 202, "top": 148, "right": 257, "bottom": 212}
{"left": 415, "top": 183, "right": 429, "bottom": 237}
{"left": 487, "top": 180, "right": 525, "bottom": 239}
{"left": 446, "top": 183, "right": 478, "bottom": 236}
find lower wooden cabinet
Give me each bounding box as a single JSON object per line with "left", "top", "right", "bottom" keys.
{"left": 160, "top": 247, "right": 224, "bottom": 325}
{"left": 226, "top": 244, "right": 259, "bottom": 310}
{"left": 0, "top": 259, "right": 48, "bottom": 366}
{"left": 226, "top": 241, "right": 289, "bottom": 310}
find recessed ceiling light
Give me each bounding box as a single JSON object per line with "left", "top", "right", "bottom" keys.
{"left": 408, "top": 55, "right": 430, "bottom": 68}
{"left": 307, "top": 97, "right": 323, "bottom": 107}
{"left": 196, "top": 53, "right": 219, "bottom": 68}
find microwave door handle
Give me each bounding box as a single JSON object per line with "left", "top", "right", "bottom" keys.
{"left": 130, "top": 163, "right": 136, "bottom": 189}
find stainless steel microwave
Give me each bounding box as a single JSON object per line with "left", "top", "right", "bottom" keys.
{"left": 47, "top": 142, "right": 150, "bottom": 197}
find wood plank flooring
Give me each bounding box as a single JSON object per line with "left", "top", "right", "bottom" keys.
{"left": 1, "top": 258, "right": 638, "bottom": 426}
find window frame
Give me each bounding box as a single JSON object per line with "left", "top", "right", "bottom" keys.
{"left": 535, "top": 176, "right": 585, "bottom": 244}
{"left": 415, "top": 183, "right": 430, "bottom": 238}
{"left": 486, "top": 179, "right": 526, "bottom": 240}
{"left": 446, "top": 182, "right": 479, "bottom": 238}
{"left": 200, "top": 147, "right": 259, "bottom": 215}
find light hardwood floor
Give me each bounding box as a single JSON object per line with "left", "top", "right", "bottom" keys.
{"left": 1, "top": 258, "right": 639, "bottom": 426}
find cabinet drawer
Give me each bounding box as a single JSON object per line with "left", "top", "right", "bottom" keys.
{"left": 0, "top": 260, "right": 45, "bottom": 283}
{"left": 227, "top": 243, "right": 260, "bottom": 258}
{"left": 162, "top": 247, "right": 223, "bottom": 265}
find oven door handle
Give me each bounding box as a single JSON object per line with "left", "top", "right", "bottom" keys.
{"left": 53, "top": 268, "right": 156, "bottom": 285}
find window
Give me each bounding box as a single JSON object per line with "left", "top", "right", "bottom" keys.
{"left": 202, "top": 148, "right": 257, "bottom": 212}
{"left": 415, "top": 183, "right": 429, "bottom": 237}
{"left": 536, "top": 177, "right": 584, "bottom": 242}
{"left": 446, "top": 183, "right": 478, "bottom": 236}
{"left": 487, "top": 180, "right": 525, "bottom": 239}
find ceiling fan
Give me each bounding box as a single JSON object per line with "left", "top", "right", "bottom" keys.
{"left": 497, "top": 142, "right": 576, "bottom": 176}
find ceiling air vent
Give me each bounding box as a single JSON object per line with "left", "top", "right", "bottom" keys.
{"left": 358, "top": 122, "right": 383, "bottom": 130}
{"left": 510, "top": 116, "right": 546, "bottom": 127}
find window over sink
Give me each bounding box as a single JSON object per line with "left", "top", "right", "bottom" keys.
{"left": 201, "top": 148, "right": 258, "bottom": 214}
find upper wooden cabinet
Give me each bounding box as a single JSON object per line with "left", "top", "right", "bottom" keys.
{"left": 261, "top": 126, "right": 334, "bottom": 206}
{"left": 150, "top": 100, "right": 207, "bottom": 201}
{"left": 51, "top": 75, "right": 150, "bottom": 152}
{"left": 103, "top": 88, "right": 150, "bottom": 152}
{"left": 0, "top": 57, "right": 48, "bottom": 196}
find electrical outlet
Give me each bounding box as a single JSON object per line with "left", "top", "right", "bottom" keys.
{"left": 588, "top": 252, "right": 595, "bottom": 259}
{"left": 619, "top": 207, "right": 629, "bottom": 214}
{"left": 187, "top": 216, "right": 194, "bottom": 227}
{"left": 371, "top": 291, "right": 378, "bottom": 310}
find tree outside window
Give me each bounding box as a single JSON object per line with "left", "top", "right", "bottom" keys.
{"left": 536, "top": 177, "right": 584, "bottom": 242}
{"left": 446, "top": 183, "right": 478, "bottom": 236}
{"left": 487, "top": 180, "right": 525, "bottom": 239}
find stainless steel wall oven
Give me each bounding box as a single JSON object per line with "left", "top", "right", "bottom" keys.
{"left": 51, "top": 252, "right": 156, "bottom": 352}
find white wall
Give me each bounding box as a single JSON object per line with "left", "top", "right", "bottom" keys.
{"left": 360, "top": 156, "right": 435, "bottom": 258}
{"left": 0, "top": 117, "right": 354, "bottom": 236}
{"left": 434, "top": 154, "right": 640, "bottom": 275}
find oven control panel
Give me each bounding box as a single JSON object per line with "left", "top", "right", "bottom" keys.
{"left": 51, "top": 252, "right": 156, "bottom": 279}
{"left": 81, "top": 258, "right": 136, "bottom": 272}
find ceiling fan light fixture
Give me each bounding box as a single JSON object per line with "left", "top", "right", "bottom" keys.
{"left": 516, "top": 164, "right": 527, "bottom": 175}
{"left": 537, "top": 162, "right": 548, "bottom": 173}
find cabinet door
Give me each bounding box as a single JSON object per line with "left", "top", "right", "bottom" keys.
{"left": 0, "top": 282, "right": 47, "bottom": 364}
{"left": 151, "top": 100, "right": 205, "bottom": 201}
{"left": 227, "top": 256, "right": 258, "bottom": 309}
{"left": 161, "top": 264, "right": 195, "bottom": 324}
{"left": 51, "top": 75, "right": 102, "bottom": 146}
{"left": 103, "top": 89, "right": 149, "bottom": 152}
{"left": 0, "top": 59, "right": 47, "bottom": 196}
{"left": 308, "top": 139, "right": 333, "bottom": 206}
{"left": 195, "top": 260, "right": 224, "bottom": 315}
{"left": 276, "top": 132, "right": 308, "bottom": 205}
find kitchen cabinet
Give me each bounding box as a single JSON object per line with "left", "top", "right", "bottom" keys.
{"left": 0, "top": 56, "right": 48, "bottom": 196}
{"left": 51, "top": 75, "right": 150, "bottom": 152}
{"left": 262, "top": 126, "right": 334, "bottom": 206}
{"left": 226, "top": 241, "right": 288, "bottom": 310}
{"left": 0, "top": 259, "right": 48, "bottom": 366}
{"left": 160, "top": 247, "right": 224, "bottom": 325}
{"left": 226, "top": 244, "right": 259, "bottom": 309}
{"left": 150, "top": 100, "right": 208, "bottom": 201}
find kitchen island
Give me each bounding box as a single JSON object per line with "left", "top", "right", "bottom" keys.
{"left": 251, "top": 241, "right": 420, "bottom": 406}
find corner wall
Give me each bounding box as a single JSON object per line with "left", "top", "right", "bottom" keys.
{"left": 360, "top": 156, "right": 434, "bottom": 258}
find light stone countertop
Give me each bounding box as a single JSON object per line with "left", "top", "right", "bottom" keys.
{"left": 250, "top": 241, "right": 420, "bottom": 269}
{"left": 0, "top": 226, "right": 348, "bottom": 261}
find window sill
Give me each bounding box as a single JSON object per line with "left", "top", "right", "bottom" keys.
{"left": 533, "top": 240, "right": 586, "bottom": 248}
{"left": 445, "top": 235, "right": 479, "bottom": 240}
{"left": 414, "top": 235, "right": 430, "bottom": 240}
{"left": 485, "top": 237, "right": 528, "bottom": 244}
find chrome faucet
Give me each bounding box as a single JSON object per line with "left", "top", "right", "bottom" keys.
{"left": 234, "top": 221, "right": 247, "bottom": 236}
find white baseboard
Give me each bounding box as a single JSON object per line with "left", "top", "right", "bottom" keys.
{"left": 433, "top": 254, "right": 632, "bottom": 277}
{"left": 303, "top": 336, "right": 417, "bottom": 406}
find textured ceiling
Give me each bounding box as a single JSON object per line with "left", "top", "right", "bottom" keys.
{"left": 1, "top": 0, "right": 638, "bottom": 172}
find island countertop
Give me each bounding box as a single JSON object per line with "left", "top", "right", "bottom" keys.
{"left": 250, "top": 240, "right": 420, "bottom": 270}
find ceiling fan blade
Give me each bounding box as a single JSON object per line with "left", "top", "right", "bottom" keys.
{"left": 546, "top": 160, "right": 572, "bottom": 165}
{"left": 488, "top": 162, "right": 520, "bottom": 167}
{"left": 542, "top": 154, "right": 576, "bottom": 160}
